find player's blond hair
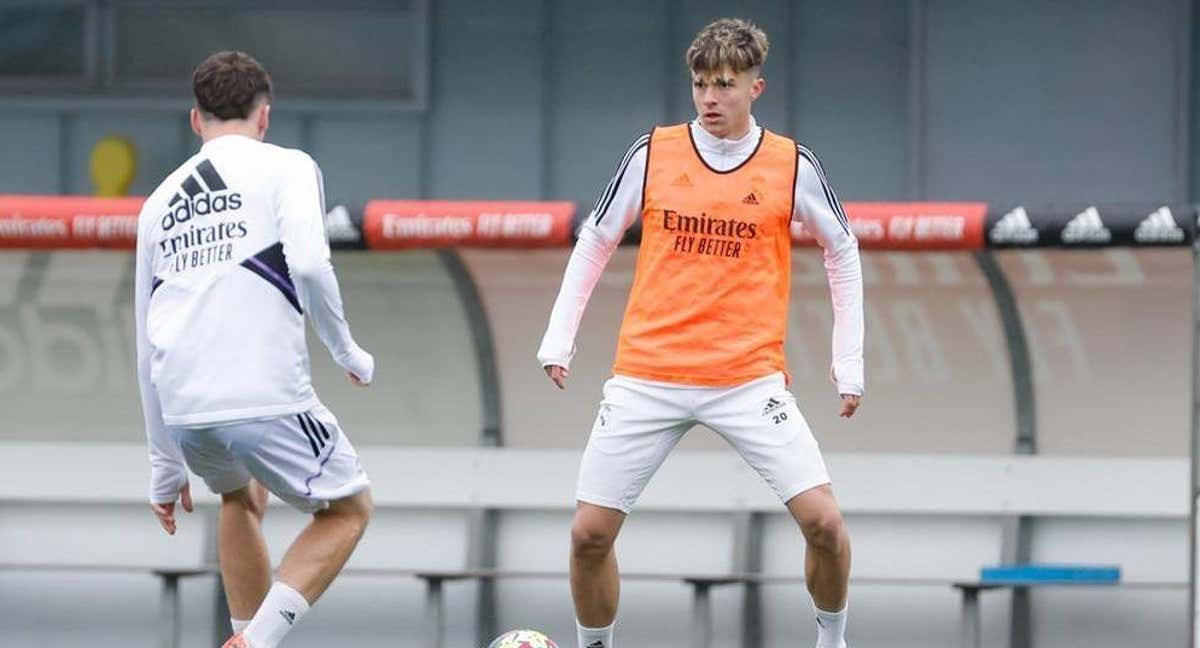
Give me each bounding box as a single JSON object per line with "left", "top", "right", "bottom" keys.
{"left": 685, "top": 18, "right": 769, "bottom": 76}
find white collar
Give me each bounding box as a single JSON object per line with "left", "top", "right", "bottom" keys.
{"left": 688, "top": 116, "right": 761, "bottom": 156}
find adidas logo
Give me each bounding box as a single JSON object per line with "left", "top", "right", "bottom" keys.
{"left": 670, "top": 173, "right": 693, "bottom": 187}
{"left": 1061, "top": 206, "right": 1111, "bottom": 244}
{"left": 990, "top": 206, "right": 1038, "bottom": 245}
{"left": 279, "top": 609, "right": 296, "bottom": 625}
{"left": 587, "top": 642, "right": 605, "bottom": 648}
{"left": 741, "top": 192, "right": 759, "bottom": 205}
{"left": 161, "top": 159, "right": 242, "bottom": 231}
{"left": 324, "top": 204, "right": 362, "bottom": 243}
{"left": 1134, "top": 206, "right": 1184, "bottom": 244}
{"left": 761, "top": 397, "right": 785, "bottom": 416}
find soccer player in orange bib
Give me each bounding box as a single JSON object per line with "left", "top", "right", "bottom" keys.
{"left": 538, "top": 18, "right": 864, "bottom": 648}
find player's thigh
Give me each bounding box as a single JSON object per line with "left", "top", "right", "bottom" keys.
{"left": 171, "top": 426, "right": 252, "bottom": 495}
{"left": 227, "top": 404, "right": 370, "bottom": 514}
{"left": 701, "top": 374, "right": 830, "bottom": 502}
{"left": 576, "top": 376, "right": 691, "bottom": 514}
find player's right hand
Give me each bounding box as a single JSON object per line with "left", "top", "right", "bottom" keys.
{"left": 545, "top": 365, "right": 569, "bottom": 390}
{"left": 839, "top": 394, "right": 861, "bottom": 418}
{"left": 150, "top": 482, "right": 193, "bottom": 536}
{"left": 341, "top": 346, "right": 374, "bottom": 386}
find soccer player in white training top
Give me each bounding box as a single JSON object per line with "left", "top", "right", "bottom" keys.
{"left": 539, "top": 19, "right": 864, "bottom": 648}
{"left": 135, "top": 51, "right": 375, "bottom": 648}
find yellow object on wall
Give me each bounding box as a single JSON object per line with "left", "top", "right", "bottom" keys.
{"left": 89, "top": 136, "right": 138, "bottom": 197}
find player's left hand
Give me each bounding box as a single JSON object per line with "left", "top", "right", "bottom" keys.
{"left": 839, "top": 394, "right": 861, "bottom": 418}
{"left": 150, "top": 482, "right": 193, "bottom": 536}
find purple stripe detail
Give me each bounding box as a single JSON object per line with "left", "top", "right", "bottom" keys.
{"left": 241, "top": 256, "right": 302, "bottom": 313}
{"left": 244, "top": 256, "right": 292, "bottom": 293}
{"left": 303, "top": 432, "right": 337, "bottom": 497}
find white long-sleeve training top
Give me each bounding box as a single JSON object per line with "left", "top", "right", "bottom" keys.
{"left": 135, "top": 134, "right": 373, "bottom": 503}
{"left": 537, "top": 117, "right": 865, "bottom": 396}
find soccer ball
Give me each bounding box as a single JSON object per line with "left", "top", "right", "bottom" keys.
{"left": 487, "top": 629, "right": 559, "bottom": 648}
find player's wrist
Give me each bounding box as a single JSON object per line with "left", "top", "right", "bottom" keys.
{"left": 148, "top": 468, "right": 187, "bottom": 503}
{"left": 337, "top": 345, "right": 374, "bottom": 383}
{"left": 836, "top": 384, "right": 863, "bottom": 397}
{"left": 536, "top": 347, "right": 573, "bottom": 370}
{"left": 537, "top": 336, "right": 576, "bottom": 365}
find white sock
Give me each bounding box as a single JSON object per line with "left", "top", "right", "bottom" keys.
{"left": 242, "top": 582, "right": 310, "bottom": 648}
{"left": 231, "top": 618, "right": 250, "bottom": 634}
{"left": 577, "top": 620, "right": 614, "bottom": 648}
{"left": 814, "top": 603, "right": 847, "bottom": 648}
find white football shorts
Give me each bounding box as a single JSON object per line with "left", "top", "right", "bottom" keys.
{"left": 170, "top": 402, "right": 369, "bottom": 513}
{"left": 576, "top": 372, "right": 830, "bottom": 514}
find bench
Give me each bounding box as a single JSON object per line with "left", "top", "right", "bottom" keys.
{"left": 1, "top": 562, "right": 955, "bottom": 648}
{"left": 952, "top": 565, "right": 1185, "bottom": 648}
{"left": 415, "top": 569, "right": 958, "bottom": 648}
{"left": 7, "top": 561, "right": 1188, "bottom": 648}
{"left": 2, "top": 444, "right": 1189, "bottom": 647}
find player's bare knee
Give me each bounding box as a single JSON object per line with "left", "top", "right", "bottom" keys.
{"left": 222, "top": 485, "right": 266, "bottom": 521}
{"left": 800, "top": 510, "right": 845, "bottom": 552}
{"left": 570, "top": 517, "right": 617, "bottom": 561}
{"left": 322, "top": 489, "right": 373, "bottom": 536}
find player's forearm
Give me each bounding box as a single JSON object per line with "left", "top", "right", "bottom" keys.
{"left": 138, "top": 371, "right": 183, "bottom": 466}
{"left": 138, "top": 373, "right": 187, "bottom": 503}
{"left": 824, "top": 240, "right": 865, "bottom": 395}
{"left": 135, "top": 275, "right": 187, "bottom": 501}
{"left": 294, "top": 261, "right": 374, "bottom": 382}
{"left": 537, "top": 226, "right": 618, "bottom": 368}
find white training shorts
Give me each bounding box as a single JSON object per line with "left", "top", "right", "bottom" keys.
{"left": 170, "top": 402, "right": 370, "bottom": 513}
{"left": 576, "top": 372, "right": 830, "bottom": 514}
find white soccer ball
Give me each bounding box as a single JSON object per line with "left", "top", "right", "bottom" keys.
{"left": 487, "top": 629, "right": 559, "bottom": 648}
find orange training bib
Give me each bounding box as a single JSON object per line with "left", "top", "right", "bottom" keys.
{"left": 613, "top": 124, "right": 798, "bottom": 386}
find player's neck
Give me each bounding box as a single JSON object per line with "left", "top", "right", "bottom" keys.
{"left": 696, "top": 115, "right": 755, "bottom": 143}
{"left": 200, "top": 121, "right": 263, "bottom": 144}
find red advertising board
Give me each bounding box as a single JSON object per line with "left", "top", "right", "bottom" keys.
{"left": 0, "top": 195, "right": 144, "bottom": 249}
{"left": 363, "top": 200, "right": 575, "bottom": 249}
{"left": 792, "top": 202, "right": 988, "bottom": 250}
{"left": 0, "top": 197, "right": 989, "bottom": 251}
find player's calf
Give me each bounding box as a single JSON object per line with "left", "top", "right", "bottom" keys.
{"left": 238, "top": 490, "right": 373, "bottom": 648}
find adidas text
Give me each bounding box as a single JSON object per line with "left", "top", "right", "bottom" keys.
{"left": 162, "top": 192, "right": 242, "bottom": 231}
{"left": 162, "top": 160, "right": 242, "bottom": 231}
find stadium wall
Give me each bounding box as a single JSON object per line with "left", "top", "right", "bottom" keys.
{"left": 0, "top": 0, "right": 1192, "bottom": 207}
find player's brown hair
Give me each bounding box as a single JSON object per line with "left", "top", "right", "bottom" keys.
{"left": 686, "top": 18, "right": 769, "bottom": 75}
{"left": 192, "top": 51, "right": 272, "bottom": 121}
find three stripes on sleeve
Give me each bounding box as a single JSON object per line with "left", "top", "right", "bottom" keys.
{"left": 592, "top": 133, "right": 650, "bottom": 226}
{"left": 796, "top": 144, "right": 850, "bottom": 236}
